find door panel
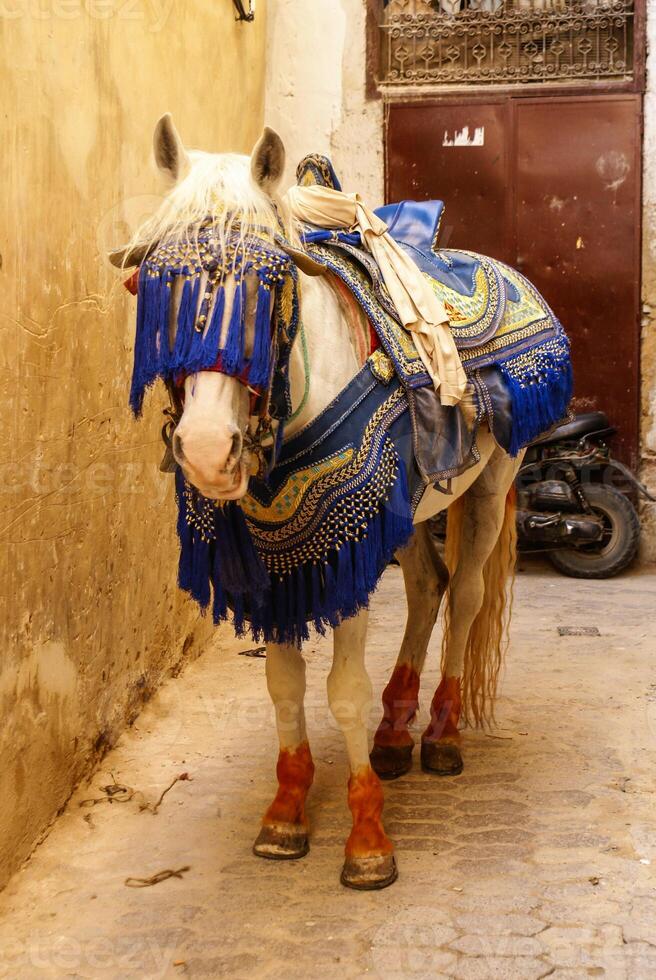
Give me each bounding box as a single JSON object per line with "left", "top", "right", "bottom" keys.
{"left": 386, "top": 102, "right": 512, "bottom": 262}
{"left": 386, "top": 96, "right": 642, "bottom": 466}
{"left": 514, "top": 97, "right": 641, "bottom": 466}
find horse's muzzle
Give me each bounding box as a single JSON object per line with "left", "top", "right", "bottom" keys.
{"left": 180, "top": 458, "right": 250, "bottom": 502}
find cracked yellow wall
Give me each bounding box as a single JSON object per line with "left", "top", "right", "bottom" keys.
{"left": 0, "top": 1, "right": 267, "bottom": 889}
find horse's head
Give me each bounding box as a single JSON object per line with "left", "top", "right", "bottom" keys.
{"left": 115, "top": 115, "right": 293, "bottom": 501}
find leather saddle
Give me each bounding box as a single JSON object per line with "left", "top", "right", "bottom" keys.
{"left": 374, "top": 199, "right": 445, "bottom": 256}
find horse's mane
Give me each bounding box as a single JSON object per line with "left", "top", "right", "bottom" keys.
{"left": 127, "top": 150, "right": 300, "bottom": 263}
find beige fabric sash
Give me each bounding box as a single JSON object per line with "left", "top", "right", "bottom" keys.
{"left": 284, "top": 184, "right": 467, "bottom": 406}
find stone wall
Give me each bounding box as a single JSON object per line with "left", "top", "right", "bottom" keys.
{"left": 265, "top": 0, "right": 384, "bottom": 203}
{"left": 0, "top": 0, "right": 267, "bottom": 890}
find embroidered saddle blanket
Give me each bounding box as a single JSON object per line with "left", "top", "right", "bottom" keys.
{"left": 304, "top": 239, "right": 571, "bottom": 461}
{"left": 296, "top": 154, "right": 572, "bottom": 462}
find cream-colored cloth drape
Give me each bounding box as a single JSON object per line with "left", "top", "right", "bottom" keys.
{"left": 285, "top": 184, "right": 467, "bottom": 406}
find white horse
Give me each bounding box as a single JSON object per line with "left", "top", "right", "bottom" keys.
{"left": 117, "top": 117, "right": 523, "bottom": 890}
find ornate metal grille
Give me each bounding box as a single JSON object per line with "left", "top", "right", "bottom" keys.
{"left": 380, "top": 0, "right": 635, "bottom": 87}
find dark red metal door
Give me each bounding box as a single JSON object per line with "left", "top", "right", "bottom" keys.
{"left": 386, "top": 95, "right": 642, "bottom": 466}
{"left": 386, "top": 100, "right": 512, "bottom": 260}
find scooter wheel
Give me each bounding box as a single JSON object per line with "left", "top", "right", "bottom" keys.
{"left": 548, "top": 484, "right": 640, "bottom": 579}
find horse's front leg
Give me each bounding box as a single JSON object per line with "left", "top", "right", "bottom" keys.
{"left": 328, "top": 610, "right": 397, "bottom": 890}
{"left": 253, "top": 642, "right": 314, "bottom": 860}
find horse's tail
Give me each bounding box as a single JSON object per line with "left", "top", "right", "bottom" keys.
{"left": 442, "top": 485, "right": 517, "bottom": 727}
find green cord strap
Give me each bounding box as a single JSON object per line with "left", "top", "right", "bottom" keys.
{"left": 287, "top": 323, "right": 310, "bottom": 423}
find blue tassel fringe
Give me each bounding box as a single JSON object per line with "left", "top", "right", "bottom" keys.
{"left": 248, "top": 285, "right": 272, "bottom": 388}
{"left": 174, "top": 450, "right": 414, "bottom": 647}
{"left": 220, "top": 281, "right": 245, "bottom": 376}
{"left": 129, "top": 230, "right": 297, "bottom": 418}
{"left": 500, "top": 328, "right": 573, "bottom": 456}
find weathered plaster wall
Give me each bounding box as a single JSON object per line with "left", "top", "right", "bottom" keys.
{"left": 265, "top": 0, "right": 384, "bottom": 202}
{"left": 640, "top": 0, "right": 656, "bottom": 560}
{"left": 0, "top": 1, "right": 267, "bottom": 890}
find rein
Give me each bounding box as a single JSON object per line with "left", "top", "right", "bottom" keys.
{"left": 159, "top": 381, "right": 184, "bottom": 473}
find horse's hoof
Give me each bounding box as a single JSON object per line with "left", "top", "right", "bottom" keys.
{"left": 421, "top": 739, "right": 464, "bottom": 776}
{"left": 253, "top": 822, "right": 309, "bottom": 860}
{"left": 340, "top": 853, "right": 398, "bottom": 891}
{"left": 370, "top": 743, "right": 413, "bottom": 780}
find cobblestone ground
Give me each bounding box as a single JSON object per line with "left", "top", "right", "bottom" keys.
{"left": 1, "top": 563, "right": 655, "bottom": 979}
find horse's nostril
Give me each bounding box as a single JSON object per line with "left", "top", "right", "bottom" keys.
{"left": 173, "top": 433, "right": 184, "bottom": 461}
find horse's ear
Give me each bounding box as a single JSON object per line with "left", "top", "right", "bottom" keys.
{"left": 153, "top": 113, "right": 191, "bottom": 184}
{"left": 251, "top": 127, "right": 285, "bottom": 195}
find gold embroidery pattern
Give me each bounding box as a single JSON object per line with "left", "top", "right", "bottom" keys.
{"left": 304, "top": 242, "right": 561, "bottom": 383}
{"left": 246, "top": 387, "right": 407, "bottom": 576}
{"left": 424, "top": 259, "right": 501, "bottom": 341}
{"left": 241, "top": 449, "right": 354, "bottom": 524}
{"left": 307, "top": 245, "right": 429, "bottom": 383}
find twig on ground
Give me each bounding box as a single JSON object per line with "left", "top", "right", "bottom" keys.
{"left": 139, "top": 773, "right": 191, "bottom": 814}
{"left": 80, "top": 772, "right": 191, "bottom": 813}
{"left": 125, "top": 866, "right": 190, "bottom": 888}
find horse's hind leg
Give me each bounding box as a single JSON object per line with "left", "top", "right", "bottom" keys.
{"left": 370, "top": 523, "right": 448, "bottom": 780}
{"left": 421, "top": 448, "right": 522, "bottom": 775}
{"left": 328, "top": 610, "right": 397, "bottom": 890}
{"left": 253, "top": 642, "right": 314, "bottom": 860}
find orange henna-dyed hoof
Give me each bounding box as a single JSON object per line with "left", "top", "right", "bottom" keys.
{"left": 370, "top": 742, "right": 413, "bottom": 781}
{"left": 254, "top": 742, "right": 314, "bottom": 860}
{"left": 341, "top": 853, "right": 398, "bottom": 890}
{"left": 371, "top": 665, "right": 419, "bottom": 778}
{"left": 253, "top": 822, "right": 309, "bottom": 860}
{"left": 341, "top": 766, "right": 397, "bottom": 889}
{"left": 373, "top": 664, "right": 420, "bottom": 750}
{"left": 420, "top": 737, "right": 463, "bottom": 776}
{"left": 421, "top": 676, "right": 464, "bottom": 776}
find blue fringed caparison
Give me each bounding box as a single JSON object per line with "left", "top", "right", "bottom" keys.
{"left": 129, "top": 225, "right": 300, "bottom": 420}
{"left": 127, "top": 219, "right": 572, "bottom": 647}
{"left": 176, "top": 362, "right": 419, "bottom": 647}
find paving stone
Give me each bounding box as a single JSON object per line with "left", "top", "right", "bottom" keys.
{"left": 622, "top": 896, "right": 656, "bottom": 944}
{"left": 453, "top": 912, "right": 547, "bottom": 937}
{"left": 449, "top": 934, "right": 544, "bottom": 957}
{"left": 539, "top": 924, "right": 625, "bottom": 970}
{"left": 450, "top": 955, "right": 552, "bottom": 979}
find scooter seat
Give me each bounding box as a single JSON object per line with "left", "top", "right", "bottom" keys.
{"left": 535, "top": 411, "right": 613, "bottom": 445}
